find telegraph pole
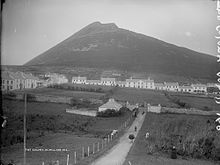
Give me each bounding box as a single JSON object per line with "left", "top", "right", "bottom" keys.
{"left": 24, "top": 93, "right": 27, "bottom": 165}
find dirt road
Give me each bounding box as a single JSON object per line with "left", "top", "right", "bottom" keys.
{"left": 91, "top": 108, "right": 146, "bottom": 165}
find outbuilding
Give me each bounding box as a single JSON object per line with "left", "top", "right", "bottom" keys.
{"left": 98, "top": 98, "right": 122, "bottom": 112}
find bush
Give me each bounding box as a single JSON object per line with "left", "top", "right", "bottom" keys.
{"left": 97, "top": 107, "right": 127, "bottom": 117}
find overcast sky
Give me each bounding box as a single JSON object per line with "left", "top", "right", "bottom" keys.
{"left": 1, "top": 0, "right": 217, "bottom": 65}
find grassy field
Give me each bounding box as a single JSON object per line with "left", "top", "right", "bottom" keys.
{"left": 1, "top": 99, "right": 132, "bottom": 165}
{"left": 1, "top": 133, "right": 100, "bottom": 165}
{"left": 15, "top": 86, "right": 220, "bottom": 112}
{"left": 167, "top": 93, "right": 219, "bottom": 111}
{"left": 124, "top": 112, "right": 220, "bottom": 165}
{"left": 110, "top": 88, "right": 178, "bottom": 107}
{"left": 15, "top": 87, "right": 105, "bottom": 100}
{"left": 110, "top": 87, "right": 219, "bottom": 111}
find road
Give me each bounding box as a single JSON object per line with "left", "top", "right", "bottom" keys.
{"left": 91, "top": 108, "right": 146, "bottom": 165}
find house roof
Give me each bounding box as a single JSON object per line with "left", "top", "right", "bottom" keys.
{"left": 24, "top": 73, "right": 39, "bottom": 80}
{"left": 164, "top": 82, "right": 179, "bottom": 86}
{"left": 180, "top": 86, "right": 193, "bottom": 89}
{"left": 72, "top": 76, "right": 87, "bottom": 80}
{"left": 191, "top": 84, "right": 207, "bottom": 88}
{"left": 87, "top": 80, "right": 101, "bottom": 83}
{"left": 125, "top": 78, "right": 142, "bottom": 83}
{"left": 206, "top": 83, "right": 217, "bottom": 87}
{"left": 99, "top": 98, "right": 122, "bottom": 110}
{"left": 101, "top": 77, "right": 116, "bottom": 81}
{"left": 126, "top": 101, "right": 137, "bottom": 110}
{"left": 2, "top": 71, "right": 15, "bottom": 80}
{"left": 154, "top": 83, "right": 164, "bottom": 87}
{"left": 125, "top": 78, "right": 154, "bottom": 83}
{"left": 116, "top": 81, "right": 126, "bottom": 85}
{"left": 2, "top": 71, "right": 39, "bottom": 81}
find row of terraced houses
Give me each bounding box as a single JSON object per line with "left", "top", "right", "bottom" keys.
{"left": 1, "top": 71, "right": 39, "bottom": 91}
{"left": 71, "top": 76, "right": 217, "bottom": 94}
{"left": 1, "top": 71, "right": 68, "bottom": 91}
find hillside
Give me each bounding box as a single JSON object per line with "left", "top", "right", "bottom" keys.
{"left": 25, "top": 21, "right": 218, "bottom": 80}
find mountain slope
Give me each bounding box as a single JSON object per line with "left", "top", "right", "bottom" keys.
{"left": 25, "top": 22, "right": 218, "bottom": 80}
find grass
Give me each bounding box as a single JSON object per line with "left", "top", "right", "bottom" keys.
{"left": 110, "top": 87, "right": 178, "bottom": 107}
{"left": 124, "top": 112, "right": 220, "bottom": 165}
{"left": 15, "top": 87, "right": 105, "bottom": 100}
{"left": 13, "top": 84, "right": 220, "bottom": 112}
{"left": 1, "top": 99, "right": 132, "bottom": 165}
{"left": 1, "top": 132, "right": 100, "bottom": 165}
{"left": 168, "top": 94, "right": 219, "bottom": 111}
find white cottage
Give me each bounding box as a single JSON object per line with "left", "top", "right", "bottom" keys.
{"left": 191, "top": 84, "right": 207, "bottom": 93}
{"left": 164, "top": 82, "right": 179, "bottom": 92}
{"left": 98, "top": 98, "right": 122, "bottom": 112}
{"left": 100, "top": 78, "right": 116, "bottom": 86}
{"left": 72, "top": 76, "right": 87, "bottom": 84}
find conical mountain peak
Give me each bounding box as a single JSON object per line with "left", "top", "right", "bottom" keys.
{"left": 25, "top": 22, "right": 216, "bottom": 81}
{"left": 72, "top": 21, "right": 119, "bottom": 38}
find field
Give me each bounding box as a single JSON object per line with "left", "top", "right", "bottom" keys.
{"left": 167, "top": 93, "right": 219, "bottom": 111}
{"left": 1, "top": 99, "right": 132, "bottom": 165}
{"left": 15, "top": 87, "right": 105, "bottom": 100}
{"left": 15, "top": 85, "right": 220, "bottom": 112}
{"left": 124, "top": 112, "right": 220, "bottom": 165}
{"left": 2, "top": 85, "right": 219, "bottom": 164}
{"left": 111, "top": 88, "right": 177, "bottom": 107}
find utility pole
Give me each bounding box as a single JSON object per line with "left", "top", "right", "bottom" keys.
{"left": 24, "top": 93, "right": 27, "bottom": 165}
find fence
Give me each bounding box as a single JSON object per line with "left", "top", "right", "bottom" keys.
{"left": 40, "top": 113, "right": 135, "bottom": 165}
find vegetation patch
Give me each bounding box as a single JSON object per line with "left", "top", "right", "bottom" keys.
{"left": 125, "top": 112, "right": 220, "bottom": 164}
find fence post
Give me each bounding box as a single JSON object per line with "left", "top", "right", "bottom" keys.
{"left": 102, "top": 140, "right": 103, "bottom": 149}
{"left": 82, "top": 147, "right": 84, "bottom": 159}
{"left": 98, "top": 142, "right": 100, "bottom": 152}
{"left": 88, "top": 146, "right": 90, "bottom": 157}
{"left": 42, "top": 162, "right": 44, "bottom": 165}
{"left": 108, "top": 135, "right": 110, "bottom": 143}
{"left": 93, "top": 143, "right": 95, "bottom": 154}
{"left": 74, "top": 151, "right": 77, "bottom": 164}
{"left": 66, "top": 154, "right": 69, "bottom": 165}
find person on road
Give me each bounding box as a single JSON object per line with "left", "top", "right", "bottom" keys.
{"left": 134, "top": 126, "right": 137, "bottom": 132}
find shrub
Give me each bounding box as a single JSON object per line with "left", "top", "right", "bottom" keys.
{"left": 97, "top": 107, "right": 127, "bottom": 117}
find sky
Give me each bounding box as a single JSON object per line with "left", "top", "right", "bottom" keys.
{"left": 1, "top": 0, "right": 217, "bottom": 65}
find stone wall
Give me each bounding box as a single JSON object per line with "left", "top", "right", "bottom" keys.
{"left": 147, "top": 104, "right": 161, "bottom": 113}
{"left": 146, "top": 103, "right": 217, "bottom": 116}
{"left": 66, "top": 108, "right": 97, "bottom": 117}
{"left": 161, "top": 107, "right": 217, "bottom": 116}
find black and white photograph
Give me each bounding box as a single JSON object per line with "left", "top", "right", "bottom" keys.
{"left": 1, "top": 0, "right": 220, "bottom": 165}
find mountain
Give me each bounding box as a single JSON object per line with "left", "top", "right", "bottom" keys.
{"left": 25, "top": 21, "right": 218, "bottom": 80}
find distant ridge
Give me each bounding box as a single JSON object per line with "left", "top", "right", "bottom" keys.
{"left": 25, "top": 22, "right": 218, "bottom": 80}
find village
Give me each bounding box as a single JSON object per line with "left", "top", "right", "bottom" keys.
{"left": 1, "top": 70, "right": 219, "bottom": 95}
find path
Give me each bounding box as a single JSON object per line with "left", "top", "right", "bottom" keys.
{"left": 91, "top": 108, "right": 146, "bottom": 165}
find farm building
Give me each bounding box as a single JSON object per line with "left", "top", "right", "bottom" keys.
{"left": 147, "top": 104, "right": 161, "bottom": 113}
{"left": 126, "top": 101, "right": 138, "bottom": 111}
{"left": 98, "top": 98, "right": 122, "bottom": 112}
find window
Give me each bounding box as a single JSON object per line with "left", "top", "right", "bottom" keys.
{"left": 7, "top": 80, "right": 9, "bottom": 84}
{"left": 3, "top": 80, "right": 5, "bottom": 84}
{"left": 10, "top": 86, "right": 13, "bottom": 89}
{"left": 11, "top": 81, "right": 13, "bottom": 84}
